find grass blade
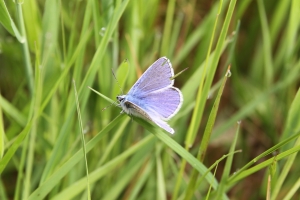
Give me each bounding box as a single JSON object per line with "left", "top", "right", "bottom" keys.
{"left": 73, "top": 80, "right": 91, "bottom": 200}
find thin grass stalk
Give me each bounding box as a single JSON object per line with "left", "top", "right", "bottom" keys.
{"left": 184, "top": 66, "right": 230, "bottom": 200}
{"left": 0, "top": 104, "right": 4, "bottom": 159}
{"left": 215, "top": 122, "right": 240, "bottom": 199}
{"left": 156, "top": 144, "right": 166, "bottom": 200}
{"left": 282, "top": 176, "right": 300, "bottom": 200}
{"left": 226, "top": 144, "right": 300, "bottom": 186}
{"left": 178, "top": 150, "right": 242, "bottom": 200}
{"left": 49, "top": 134, "right": 155, "bottom": 200}
{"left": 226, "top": 130, "right": 300, "bottom": 187}
{"left": 28, "top": 115, "right": 126, "bottom": 200}
{"left": 172, "top": 0, "right": 224, "bottom": 198}
{"left": 271, "top": 137, "right": 300, "bottom": 200}
{"left": 205, "top": 163, "right": 218, "bottom": 200}
{"left": 160, "top": 0, "right": 175, "bottom": 57}
{"left": 184, "top": 0, "right": 223, "bottom": 148}
{"left": 73, "top": 80, "right": 91, "bottom": 200}
{"left": 15, "top": 0, "right": 34, "bottom": 96}
{"left": 80, "top": 118, "right": 129, "bottom": 200}
{"left": 23, "top": 43, "right": 42, "bottom": 199}
{"left": 14, "top": 131, "right": 29, "bottom": 200}
{"left": 257, "top": 0, "right": 273, "bottom": 87}
{"left": 59, "top": 0, "right": 67, "bottom": 63}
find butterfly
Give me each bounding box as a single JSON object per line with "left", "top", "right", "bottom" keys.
{"left": 117, "top": 57, "right": 183, "bottom": 134}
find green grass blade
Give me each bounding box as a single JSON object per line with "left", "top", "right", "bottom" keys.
{"left": 39, "top": 27, "right": 92, "bottom": 114}
{"left": 0, "top": 119, "right": 33, "bottom": 174}
{"left": 0, "top": 0, "right": 18, "bottom": 36}
{"left": 196, "top": 150, "right": 242, "bottom": 188}
{"left": 79, "top": 117, "right": 130, "bottom": 200}
{"left": 156, "top": 144, "right": 166, "bottom": 200}
{"left": 282, "top": 176, "right": 300, "bottom": 200}
{"left": 73, "top": 80, "right": 91, "bottom": 200}
{"left": 280, "top": 89, "right": 300, "bottom": 143}
{"left": 111, "top": 59, "right": 130, "bottom": 99}
{"left": 22, "top": 42, "right": 43, "bottom": 199}
{"left": 160, "top": 0, "right": 175, "bottom": 57}
{"left": 127, "top": 159, "right": 154, "bottom": 200}
{"left": 88, "top": 87, "right": 115, "bottom": 105}
{"left": 215, "top": 122, "right": 240, "bottom": 199}
{"left": 271, "top": 89, "right": 300, "bottom": 199}
{"left": 184, "top": 67, "right": 231, "bottom": 200}
{"left": 15, "top": 1, "right": 34, "bottom": 96}
{"left": 0, "top": 180, "right": 8, "bottom": 200}
{"left": 174, "top": 0, "right": 236, "bottom": 198}
{"left": 184, "top": 0, "right": 224, "bottom": 147}
{"left": 102, "top": 147, "right": 154, "bottom": 200}
{"left": 133, "top": 118, "right": 225, "bottom": 198}
{"left": 28, "top": 115, "right": 126, "bottom": 200}
{"left": 227, "top": 130, "right": 300, "bottom": 186}
{"left": 1, "top": 0, "right": 300, "bottom": 199}
{"left": 257, "top": 0, "right": 273, "bottom": 87}
{"left": 76, "top": 0, "right": 130, "bottom": 111}
{"left": 0, "top": 101, "right": 4, "bottom": 158}
{"left": 227, "top": 142, "right": 300, "bottom": 185}
{"left": 50, "top": 135, "right": 155, "bottom": 200}
{"left": 72, "top": 0, "right": 93, "bottom": 85}
{"left": 284, "top": 0, "right": 300, "bottom": 61}
{"left": 213, "top": 61, "right": 300, "bottom": 138}
{"left": 0, "top": 95, "right": 26, "bottom": 126}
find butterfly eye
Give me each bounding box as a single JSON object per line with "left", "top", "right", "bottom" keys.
{"left": 117, "top": 96, "right": 124, "bottom": 102}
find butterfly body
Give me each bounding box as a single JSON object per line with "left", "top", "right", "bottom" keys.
{"left": 117, "top": 57, "right": 183, "bottom": 134}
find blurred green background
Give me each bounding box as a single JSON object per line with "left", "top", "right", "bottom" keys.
{"left": 0, "top": 0, "right": 299, "bottom": 199}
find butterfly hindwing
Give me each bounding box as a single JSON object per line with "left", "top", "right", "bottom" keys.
{"left": 123, "top": 100, "right": 175, "bottom": 134}
{"left": 126, "top": 87, "right": 183, "bottom": 120}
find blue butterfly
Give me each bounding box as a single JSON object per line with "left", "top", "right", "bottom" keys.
{"left": 117, "top": 57, "right": 183, "bottom": 134}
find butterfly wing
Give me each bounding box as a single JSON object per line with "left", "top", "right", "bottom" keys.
{"left": 128, "top": 57, "right": 174, "bottom": 96}
{"left": 126, "top": 86, "right": 183, "bottom": 120}
{"left": 123, "top": 100, "right": 175, "bottom": 134}
{"left": 121, "top": 57, "right": 183, "bottom": 134}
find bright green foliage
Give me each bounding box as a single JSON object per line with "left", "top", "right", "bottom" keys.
{"left": 0, "top": 0, "right": 300, "bottom": 199}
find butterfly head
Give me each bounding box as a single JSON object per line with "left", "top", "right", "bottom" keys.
{"left": 116, "top": 95, "right": 126, "bottom": 103}
{"left": 117, "top": 95, "right": 132, "bottom": 114}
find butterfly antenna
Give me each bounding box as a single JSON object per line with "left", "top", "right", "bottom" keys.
{"left": 170, "top": 67, "right": 189, "bottom": 80}
{"left": 111, "top": 68, "right": 124, "bottom": 94}
{"left": 101, "top": 100, "right": 119, "bottom": 111}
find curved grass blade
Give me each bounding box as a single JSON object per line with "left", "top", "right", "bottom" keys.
{"left": 132, "top": 117, "right": 228, "bottom": 200}
{"left": 28, "top": 115, "right": 126, "bottom": 200}
{"left": 0, "top": 102, "right": 4, "bottom": 159}
{"left": 184, "top": 66, "right": 231, "bottom": 200}
{"left": 0, "top": 0, "right": 21, "bottom": 38}
{"left": 226, "top": 129, "right": 300, "bottom": 187}
{"left": 215, "top": 121, "right": 240, "bottom": 199}
{"left": 49, "top": 135, "right": 155, "bottom": 200}
{"left": 73, "top": 80, "right": 91, "bottom": 200}
{"left": 0, "top": 119, "right": 33, "bottom": 174}
{"left": 0, "top": 95, "right": 26, "bottom": 127}
{"left": 227, "top": 141, "right": 300, "bottom": 185}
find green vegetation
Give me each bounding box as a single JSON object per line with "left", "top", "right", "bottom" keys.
{"left": 0, "top": 0, "right": 299, "bottom": 199}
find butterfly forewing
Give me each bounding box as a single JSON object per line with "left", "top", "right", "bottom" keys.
{"left": 128, "top": 57, "right": 174, "bottom": 95}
